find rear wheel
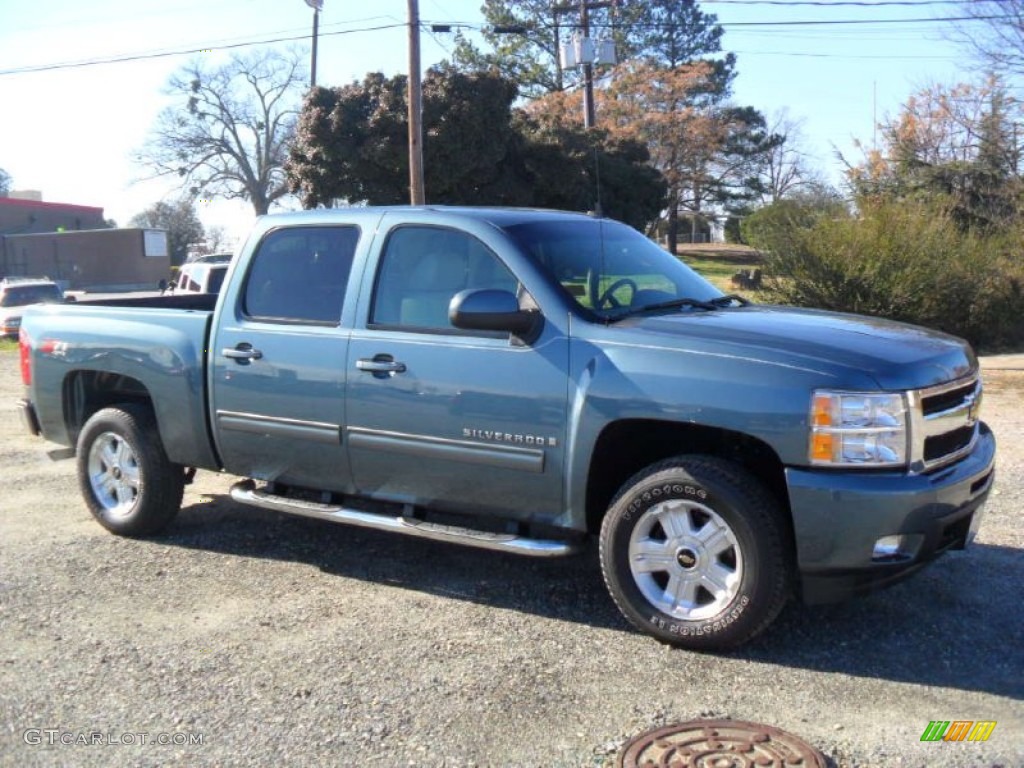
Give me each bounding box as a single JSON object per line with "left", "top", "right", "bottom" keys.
{"left": 76, "top": 405, "right": 184, "bottom": 537}
{"left": 599, "top": 456, "right": 791, "bottom": 650}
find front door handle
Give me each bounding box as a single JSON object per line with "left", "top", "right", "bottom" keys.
{"left": 356, "top": 356, "right": 407, "bottom": 375}
{"left": 222, "top": 344, "right": 263, "bottom": 361}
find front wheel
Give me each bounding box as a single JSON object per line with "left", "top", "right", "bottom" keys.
{"left": 599, "top": 456, "right": 791, "bottom": 650}
{"left": 76, "top": 405, "right": 184, "bottom": 537}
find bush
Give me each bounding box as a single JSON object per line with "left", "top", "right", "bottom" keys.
{"left": 751, "top": 199, "right": 1024, "bottom": 352}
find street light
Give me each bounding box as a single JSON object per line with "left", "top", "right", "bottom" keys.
{"left": 304, "top": 0, "right": 323, "bottom": 88}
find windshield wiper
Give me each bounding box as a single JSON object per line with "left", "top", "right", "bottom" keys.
{"left": 709, "top": 294, "right": 752, "bottom": 308}
{"left": 605, "top": 297, "right": 718, "bottom": 323}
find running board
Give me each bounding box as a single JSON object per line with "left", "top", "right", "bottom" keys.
{"left": 229, "top": 480, "right": 581, "bottom": 558}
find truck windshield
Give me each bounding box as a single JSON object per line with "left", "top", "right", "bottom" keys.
{"left": 1, "top": 284, "right": 62, "bottom": 307}
{"left": 502, "top": 219, "right": 723, "bottom": 319}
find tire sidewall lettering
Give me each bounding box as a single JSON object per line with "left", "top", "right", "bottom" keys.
{"left": 622, "top": 482, "right": 708, "bottom": 523}
{"left": 652, "top": 595, "right": 751, "bottom": 637}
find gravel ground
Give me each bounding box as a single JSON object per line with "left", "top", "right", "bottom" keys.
{"left": 1, "top": 348, "right": 1021, "bottom": 767}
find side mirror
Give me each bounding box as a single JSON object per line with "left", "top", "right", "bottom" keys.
{"left": 449, "top": 289, "right": 541, "bottom": 340}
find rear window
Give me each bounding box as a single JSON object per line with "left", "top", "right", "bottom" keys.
{"left": 0, "top": 284, "right": 62, "bottom": 307}
{"left": 207, "top": 266, "right": 227, "bottom": 294}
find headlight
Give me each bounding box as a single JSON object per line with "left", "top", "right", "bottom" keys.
{"left": 809, "top": 391, "right": 908, "bottom": 467}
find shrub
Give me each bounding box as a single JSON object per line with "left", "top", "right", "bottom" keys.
{"left": 752, "top": 199, "right": 1024, "bottom": 352}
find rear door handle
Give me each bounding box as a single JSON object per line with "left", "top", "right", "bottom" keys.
{"left": 222, "top": 345, "right": 263, "bottom": 361}
{"left": 356, "top": 356, "right": 406, "bottom": 375}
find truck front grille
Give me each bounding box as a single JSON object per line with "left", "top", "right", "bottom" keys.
{"left": 922, "top": 381, "right": 977, "bottom": 417}
{"left": 924, "top": 425, "right": 975, "bottom": 463}
{"left": 910, "top": 375, "right": 981, "bottom": 473}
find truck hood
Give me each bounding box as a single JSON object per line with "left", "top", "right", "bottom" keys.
{"left": 614, "top": 305, "right": 976, "bottom": 390}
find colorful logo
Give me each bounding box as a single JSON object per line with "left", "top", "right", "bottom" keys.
{"left": 920, "top": 721, "right": 996, "bottom": 742}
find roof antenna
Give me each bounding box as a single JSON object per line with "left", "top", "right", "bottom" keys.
{"left": 591, "top": 143, "right": 603, "bottom": 218}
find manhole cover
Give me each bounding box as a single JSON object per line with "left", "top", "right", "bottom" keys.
{"left": 618, "top": 719, "right": 826, "bottom": 768}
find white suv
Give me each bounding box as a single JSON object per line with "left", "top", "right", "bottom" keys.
{"left": 0, "top": 278, "right": 64, "bottom": 338}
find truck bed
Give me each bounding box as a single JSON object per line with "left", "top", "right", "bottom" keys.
{"left": 72, "top": 293, "right": 219, "bottom": 311}
{"left": 21, "top": 299, "right": 219, "bottom": 471}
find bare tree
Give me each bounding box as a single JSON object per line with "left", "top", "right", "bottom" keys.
{"left": 137, "top": 49, "right": 306, "bottom": 216}
{"left": 757, "top": 110, "right": 822, "bottom": 204}
{"left": 952, "top": 1, "right": 1024, "bottom": 77}
{"left": 0, "top": 167, "right": 11, "bottom": 196}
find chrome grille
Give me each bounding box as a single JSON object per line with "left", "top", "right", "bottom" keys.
{"left": 908, "top": 374, "right": 982, "bottom": 473}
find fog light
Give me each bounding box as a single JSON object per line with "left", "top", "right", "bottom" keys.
{"left": 872, "top": 534, "right": 923, "bottom": 563}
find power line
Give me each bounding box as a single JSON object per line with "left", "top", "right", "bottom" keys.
{"left": 719, "top": 13, "right": 1006, "bottom": 26}
{"left": 426, "top": 13, "right": 1008, "bottom": 31}
{"left": 2, "top": 12, "right": 1008, "bottom": 77}
{"left": 0, "top": 22, "right": 407, "bottom": 76}
{"left": 730, "top": 48, "right": 957, "bottom": 59}
{"left": 573, "top": 14, "right": 1010, "bottom": 29}
{"left": 701, "top": 1, "right": 966, "bottom": 6}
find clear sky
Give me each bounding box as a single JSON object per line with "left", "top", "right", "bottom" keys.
{"left": 0, "top": 0, "right": 980, "bottom": 243}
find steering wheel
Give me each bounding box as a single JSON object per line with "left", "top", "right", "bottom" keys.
{"left": 597, "top": 278, "right": 639, "bottom": 310}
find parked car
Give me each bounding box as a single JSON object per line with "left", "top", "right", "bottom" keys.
{"left": 0, "top": 278, "right": 64, "bottom": 338}
{"left": 167, "top": 260, "right": 229, "bottom": 295}
{"left": 17, "top": 207, "right": 995, "bottom": 649}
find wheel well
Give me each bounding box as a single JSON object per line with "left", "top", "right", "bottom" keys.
{"left": 63, "top": 370, "right": 155, "bottom": 447}
{"left": 585, "top": 419, "right": 791, "bottom": 535}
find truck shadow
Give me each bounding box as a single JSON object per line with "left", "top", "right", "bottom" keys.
{"left": 164, "top": 496, "right": 1023, "bottom": 701}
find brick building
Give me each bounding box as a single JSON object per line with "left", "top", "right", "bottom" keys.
{"left": 0, "top": 197, "right": 170, "bottom": 291}
{"left": 0, "top": 196, "right": 108, "bottom": 235}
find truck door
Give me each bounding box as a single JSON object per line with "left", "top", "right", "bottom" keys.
{"left": 210, "top": 225, "right": 360, "bottom": 492}
{"left": 346, "top": 223, "right": 569, "bottom": 522}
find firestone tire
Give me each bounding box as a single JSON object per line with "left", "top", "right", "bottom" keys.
{"left": 599, "top": 456, "right": 791, "bottom": 650}
{"left": 75, "top": 405, "right": 185, "bottom": 537}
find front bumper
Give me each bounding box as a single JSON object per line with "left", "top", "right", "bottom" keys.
{"left": 787, "top": 421, "right": 996, "bottom": 604}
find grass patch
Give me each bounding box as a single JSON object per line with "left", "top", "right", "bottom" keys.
{"left": 676, "top": 244, "right": 766, "bottom": 297}
{"left": 0, "top": 338, "right": 17, "bottom": 353}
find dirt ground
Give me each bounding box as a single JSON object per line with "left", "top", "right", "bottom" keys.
{"left": 1, "top": 349, "right": 1022, "bottom": 767}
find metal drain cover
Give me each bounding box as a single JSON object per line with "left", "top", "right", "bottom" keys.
{"left": 618, "top": 719, "right": 826, "bottom": 768}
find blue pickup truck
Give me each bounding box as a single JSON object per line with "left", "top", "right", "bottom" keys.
{"left": 17, "top": 207, "right": 995, "bottom": 649}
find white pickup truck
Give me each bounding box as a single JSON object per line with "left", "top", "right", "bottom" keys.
{"left": 167, "top": 255, "right": 231, "bottom": 295}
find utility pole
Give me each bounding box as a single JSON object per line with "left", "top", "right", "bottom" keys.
{"left": 553, "top": 17, "right": 563, "bottom": 93}
{"left": 408, "top": 0, "right": 425, "bottom": 205}
{"left": 554, "top": 0, "right": 615, "bottom": 129}
{"left": 304, "top": 0, "right": 323, "bottom": 88}
{"left": 311, "top": 8, "right": 319, "bottom": 87}
{"left": 580, "top": 0, "right": 595, "bottom": 129}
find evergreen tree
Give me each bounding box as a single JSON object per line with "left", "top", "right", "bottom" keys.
{"left": 286, "top": 68, "right": 665, "bottom": 229}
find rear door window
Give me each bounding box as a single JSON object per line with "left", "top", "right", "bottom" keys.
{"left": 242, "top": 226, "right": 360, "bottom": 324}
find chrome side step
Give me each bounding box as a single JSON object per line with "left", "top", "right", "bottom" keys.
{"left": 229, "top": 480, "right": 581, "bottom": 558}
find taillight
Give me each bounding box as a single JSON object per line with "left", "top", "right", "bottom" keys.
{"left": 19, "top": 328, "right": 31, "bottom": 385}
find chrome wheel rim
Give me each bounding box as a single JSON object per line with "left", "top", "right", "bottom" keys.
{"left": 628, "top": 499, "right": 743, "bottom": 621}
{"left": 87, "top": 432, "right": 140, "bottom": 518}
